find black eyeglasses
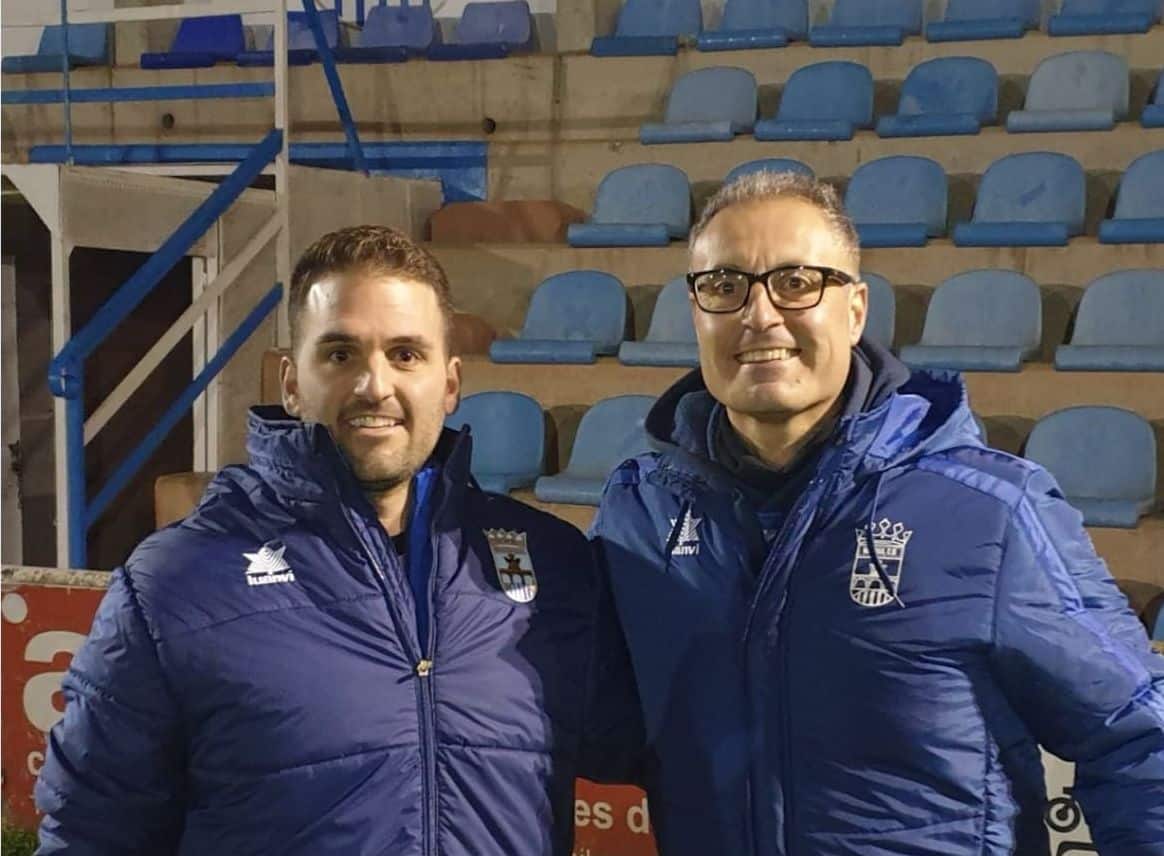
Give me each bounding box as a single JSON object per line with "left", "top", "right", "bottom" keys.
{"left": 686, "top": 265, "right": 856, "bottom": 314}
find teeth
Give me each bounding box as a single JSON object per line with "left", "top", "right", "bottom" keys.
{"left": 738, "top": 348, "right": 799, "bottom": 364}
{"left": 348, "top": 416, "right": 401, "bottom": 428}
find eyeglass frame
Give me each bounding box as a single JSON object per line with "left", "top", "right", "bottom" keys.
{"left": 685, "top": 264, "right": 858, "bottom": 314}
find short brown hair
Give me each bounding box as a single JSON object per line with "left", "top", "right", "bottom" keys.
{"left": 288, "top": 225, "right": 455, "bottom": 350}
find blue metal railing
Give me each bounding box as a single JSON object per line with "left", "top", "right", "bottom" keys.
{"left": 300, "top": 0, "right": 368, "bottom": 174}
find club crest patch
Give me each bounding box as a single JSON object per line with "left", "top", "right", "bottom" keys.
{"left": 484, "top": 529, "right": 538, "bottom": 603}
{"left": 850, "top": 518, "right": 913, "bottom": 608}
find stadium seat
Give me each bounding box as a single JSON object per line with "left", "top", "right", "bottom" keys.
{"left": 2, "top": 23, "right": 110, "bottom": 73}
{"left": 1144, "top": 72, "right": 1164, "bottom": 128}
{"left": 1007, "top": 51, "right": 1129, "bottom": 133}
{"left": 336, "top": 2, "right": 437, "bottom": 63}
{"left": 590, "top": 0, "right": 702, "bottom": 57}
{"left": 754, "top": 61, "right": 874, "bottom": 141}
{"left": 618, "top": 276, "right": 698, "bottom": 367}
{"left": 141, "top": 15, "right": 245, "bottom": 68}
{"left": 844, "top": 156, "right": 948, "bottom": 248}
{"left": 1055, "top": 269, "right": 1164, "bottom": 371}
{"left": 489, "top": 270, "right": 627, "bottom": 364}
{"left": 445, "top": 391, "right": 545, "bottom": 493}
{"left": 567, "top": 164, "right": 691, "bottom": 247}
{"left": 697, "top": 0, "right": 808, "bottom": 51}
{"left": 877, "top": 57, "right": 999, "bottom": 138}
{"left": 899, "top": 270, "right": 1041, "bottom": 371}
{"left": 953, "top": 152, "right": 1085, "bottom": 247}
{"left": 809, "top": 0, "right": 923, "bottom": 47}
{"left": 1048, "top": 0, "right": 1159, "bottom": 36}
{"left": 237, "top": 9, "right": 340, "bottom": 66}
{"left": 862, "top": 272, "right": 896, "bottom": 350}
{"left": 427, "top": 1, "right": 532, "bottom": 61}
{"left": 1024, "top": 406, "right": 1157, "bottom": 528}
{"left": 534, "top": 395, "right": 655, "bottom": 505}
{"left": 725, "top": 158, "right": 814, "bottom": 184}
{"left": 925, "top": 0, "right": 1040, "bottom": 42}
{"left": 640, "top": 67, "right": 757, "bottom": 145}
{"left": 1099, "top": 150, "right": 1164, "bottom": 244}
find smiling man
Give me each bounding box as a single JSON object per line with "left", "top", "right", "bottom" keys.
{"left": 592, "top": 172, "right": 1164, "bottom": 855}
{"left": 36, "top": 225, "right": 642, "bottom": 855}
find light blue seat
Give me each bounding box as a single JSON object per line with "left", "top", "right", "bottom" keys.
{"left": 590, "top": 0, "right": 702, "bottom": 57}
{"left": 754, "top": 61, "right": 873, "bottom": 141}
{"left": 427, "top": 1, "right": 532, "bottom": 61}
{"left": 1007, "top": 51, "right": 1129, "bottom": 133}
{"left": 567, "top": 164, "right": 690, "bottom": 247}
{"left": 1024, "top": 406, "right": 1157, "bottom": 528}
{"left": 445, "top": 391, "right": 544, "bottom": 493}
{"left": 697, "top": 0, "right": 808, "bottom": 51}
{"left": 1055, "top": 269, "right": 1164, "bottom": 371}
{"left": 1144, "top": 72, "right": 1164, "bottom": 128}
{"left": 725, "top": 158, "right": 814, "bottom": 183}
{"left": 141, "top": 15, "right": 245, "bottom": 68}
{"left": 926, "top": 0, "right": 1040, "bottom": 42}
{"left": 810, "top": 0, "right": 923, "bottom": 47}
{"left": 953, "top": 152, "right": 1085, "bottom": 247}
{"left": 862, "top": 272, "right": 896, "bottom": 350}
{"left": 845, "top": 156, "right": 947, "bottom": 248}
{"left": 899, "top": 270, "right": 1041, "bottom": 372}
{"left": 237, "top": 9, "right": 340, "bottom": 66}
{"left": 489, "top": 271, "right": 627, "bottom": 364}
{"left": 619, "top": 277, "right": 698, "bottom": 367}
{"left": 336, "top": 2, "right": 436, "bottom": 63}
{"left": 1099, "top": 150, "right": 1164, "bottom": 244}
{"left": 2, "top": 23, "right": 110, "bottom": 73}
{"left": 877, "top": 57, "right": 998, "bottom": 138}
{"left": 1049, "top": 0, "right": 1159, "bottom": 36}
{"left": 641, "top": 67, "right": 757, "bottom": 144}
{"left": 534, "top": 395, "right": 655, "bottom": 505}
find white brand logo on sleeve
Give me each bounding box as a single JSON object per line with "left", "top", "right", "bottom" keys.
{"left": 850, "top": 519, "right": 912, "bottom": 608}
{"left": 668, "top": 508, "right": 702, "bottom": 557}
{"left": 244, "top": 541, "right": 296, "bottom": 587}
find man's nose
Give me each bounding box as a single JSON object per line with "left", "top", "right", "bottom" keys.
{"left": 741, "top": 280, "right": 787, "bottom": 330}
{"left": 353, "top": 352, "right": 393, "bottom": 401}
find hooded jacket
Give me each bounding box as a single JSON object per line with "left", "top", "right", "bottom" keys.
{"left": 592, "top": 342, "right": 1164, "bottom": 855}
{"left": 37, "top": 407, "right": 642, "bottom": 856}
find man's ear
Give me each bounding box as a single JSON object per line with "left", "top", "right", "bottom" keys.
{"left": 280, "top": 354, "right": 300, "bottom": 417}
{"left": 848, "top": 280, "right": 869, "bottom": 347}
{"left": 444, "top": 355, "right": 463, "bottom": 415}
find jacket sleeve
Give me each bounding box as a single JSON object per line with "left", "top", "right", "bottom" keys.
{"left": 36, "top": 568, "right": 185, "bottom": 855}
{"left": 989, "top": 468, "right": 1164, "bottom": 853}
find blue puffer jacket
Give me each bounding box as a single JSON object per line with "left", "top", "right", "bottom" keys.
{"left": 37, "top": 407, "right": 642, "bottom": 856}
{"left": 593, "top": 346, "right": 1164, "bottom": 856}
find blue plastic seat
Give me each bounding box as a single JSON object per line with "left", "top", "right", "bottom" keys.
{"left": 1048, "top": 0, "right": 1159, "bottom": 36}
{"left": 725, "top": 158, "right": 814, "bottom": 184}
{"left": 877, "top": 57, "right": 998, "bottom": 138}
{"left": 2, "top": 23, "right": 110, "bottom": 73}
{"left": 489, "top": 271, "right": 627, "bottom": 364}
{"left": 640, "top": 67, "right": 757, "bottom": 144}
{"left": 236, "top": 9, "right": 341, "bottom": 67}
{"left": 754, "top": 61, "right": 874, "bottom": 141}
{"left": 141, "top": 15, "right": 245, "bottom": 69}
{"left": 1007, "top": 51, "right": 1129, "bottom": 133}
{"left": 335, "top": 2, "right": 437, "bottom": 63}
{"left": 534, "top": 395, "right": 655, "bottom": 506}
{"left": 567, "top": 164, "right": 691, "bottom": 247}
{"left": 1024, "top": 406, "right": 1157, "bottom": 528}
{"left": 844, "top": 156, "right": 947, "bottom": 248}
{"left": 445, "top": 391, "right": 545, "bottom": 493}
{"left": 810, "top": 0, "right": 923, "bottom": 47}
{"left": 899, "top": 270, "right": 1041, "bottom": 372}
{"left": 697, "top": 0, "right": 808, "bottom": 51}
{"left": 619, "top": 276, "right": 698, "bottom": 367}
{"left": 591, "top": 0, "right": 701, "bottom": 56}
{"left": 427, "top": 1, "right": 531, "bottom": 61}
{"left": 1055, "top": 269, "right": 1164, "bottom": 371}
{"left": 862, "top": 272, "right": 896, "bottom": 350}
{"left": 1144, "top": 72, "right": 1164, "bottom": 128}
{"left": 953, "top": 152, "right": 1085, "bottom": 247}
{"left": 1099, "top": 150, "right": 1164, "bottom": 245}
{"left": 926, "top": 0, "right": 1040, "bottom": 42}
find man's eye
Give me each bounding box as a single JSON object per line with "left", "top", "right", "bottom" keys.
{"left": 327, "top": 349, "right": 351, "bottom": 364}
{"left": 785, "top": 274, "right": 812, "bottom": 292}
{"left": 705, "top": 278, "right": 736, "bottom": 295}
{"left": 393, "top": 348, "right": 420, "bottom": 364}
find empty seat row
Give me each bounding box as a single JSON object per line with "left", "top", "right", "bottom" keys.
{"left": 449, "top": 391, "right": 1159, "bottom": 528}
{"left": 642, "top": 55, "right": 1160, "bottom": 146}
{"left": 592, "top": 0, "right": 1161, "bottom": 56}
{"left": 1, "top": 23, "right": 110, "bottom": 74}
{"left": 568, "top": 150, "right": 1164, "bottom": 248}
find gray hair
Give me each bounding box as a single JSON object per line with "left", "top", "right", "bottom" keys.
{"left": 689, "top": 170, "right": 860, "bottom": 267}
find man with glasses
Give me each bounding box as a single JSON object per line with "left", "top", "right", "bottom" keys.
{"left": 592, "top": 171, "right": 1164, "bottom": 855}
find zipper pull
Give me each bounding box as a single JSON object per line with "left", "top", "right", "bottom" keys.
{"left": 416, "top": 659, "right": 433, "bottom": 677}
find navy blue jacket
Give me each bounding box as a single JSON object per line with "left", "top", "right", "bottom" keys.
{"left": 593, "top": 346, "right": 1164, "bottom": 855}
{"left": 37, "top": 407, "right": 642, "bottom": 855}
